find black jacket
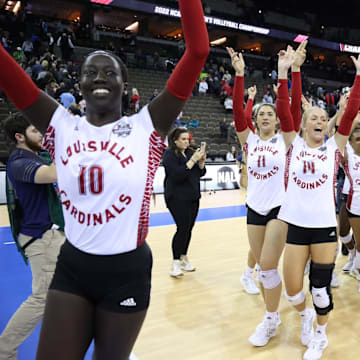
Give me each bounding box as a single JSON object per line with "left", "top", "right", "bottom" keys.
{"left": 163, "top": 149, "right": 206, "bottom": 201}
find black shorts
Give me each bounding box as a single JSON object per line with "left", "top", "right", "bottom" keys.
{"left": 346, "top": 208, "right": 360, "bottom": 218}
{"left": 50, "top": 240, "right": 152, "bottom": 313}
{"left": 286, "top": 223, "right": 337, "bottom": 245}
{"left": 246, "top": 205, "right": 281, "bottom": 226}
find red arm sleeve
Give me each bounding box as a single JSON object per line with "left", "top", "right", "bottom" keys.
{"left": 0, "top": 45, "right": 40, "bottom": 110}
{"left": 276, "top": 79, "right": 295, "bottom": 132}
{"left": 166, "top": 0, "right": 210, "bottom": 100}
{"left": 233, "top": 75, "right": 247, "bottom": 132}
{"left": 338, "top": 75, "right": 360, "bottom": 136}
{"left": 245, "top": 98, "right": 255, "bottom": 132}
{"left": 290, "top": 71, "right": 302, "bottom": 132}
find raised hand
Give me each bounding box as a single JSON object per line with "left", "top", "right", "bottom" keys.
{"left": 248, "top": 85, "right": 257, "bottom": 99}
{"left": 351, "top": 54, "right": 360, "bottom": 75}
{"left": 301, "top": 95, "right": 312, "bottom": 111}
{"left": 278, "top": 45, "right": 296, "bottom": 72}
{"left": 292, "top": 40, "right": 308, "bottom": 70}
{"left": 226, "top": 47, "right": 245, "bottom": 76}
{"left": 338, "top": 93, "right": 348, "bottom": 111}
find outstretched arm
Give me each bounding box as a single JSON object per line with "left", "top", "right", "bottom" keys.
{"left": 148, "top": 0, "right": 209, "bottom": 137}
{"left": 276, "top": 46, "right": 297, "bottom": 150}
{"left": 335, "top": 55, "right": 360, "bottom": 152}
{"left": 291, "top": 41, "right": 307, "bottom": 132}
{"left": 0, "top": 45, "right": 59, "bottom": 134}
{"left": 226, "top": 47, "right": 250, "bottom": 145}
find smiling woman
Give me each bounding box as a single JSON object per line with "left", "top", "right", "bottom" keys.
{"left": 0, "top": 0, "right": 209, "bottom": 359}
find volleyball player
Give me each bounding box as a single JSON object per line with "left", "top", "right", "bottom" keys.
{"left": 277, "top": 45, "right": 360, "bottom": 359}
{"left": 0, "top": 1, "right": 210, "bottom": 358}
{"left": 227, "top": 42, "right": 306, "bottom": 347}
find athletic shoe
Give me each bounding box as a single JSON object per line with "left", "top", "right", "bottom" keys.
{"left": 349, "top": 264, "right": 360, "bottom": 280}
{"left": 341, "top": 243, "right": 349, "bottom": 256}
{"left": 303, "top": 332, "right": 328, "bottom": 360}
{"left": 180, "top": 255, "right": 196, "bottom": 272}
{"left": 330, "top": 271, "right": 339, "bottom": 288}
{"left": 248, "top": 316, "right": 279, "bottom": 347}
{"left": 301, "top": 308, "right": 316, "bottom": 346}
{"left": 129, "top": 353, "right": 139, "bottom": 360}
{"left": 240, "top": 274, "right": 260, "bottom": 294}
{"left": 343, "top": 251, "right": 355, "bottom": 272}
{"left": 169, "top": 260, "right": 184, "bottom": 278}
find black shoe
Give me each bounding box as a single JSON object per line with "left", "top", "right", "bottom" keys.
{"left": 341, "top": 243, "right": 349, "bottom": 256}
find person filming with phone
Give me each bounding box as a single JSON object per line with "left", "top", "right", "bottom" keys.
{"left": 162, "top": 128, "right": 206, "bottom": 278}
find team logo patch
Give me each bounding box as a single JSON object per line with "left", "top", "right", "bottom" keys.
{"left": 112, "top": 120, "right": 133, "bottom": 137}
{"left": 270, "top": 137, "right": 278, "bottom": 144}
{"left": 319, "top": 146, "right": 327, "bottom": 152}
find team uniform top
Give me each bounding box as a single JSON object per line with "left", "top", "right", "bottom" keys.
{"left": 342, "top": 143, "right": 354, "bottom": 195}
{"left": 43, "top": 105, "right": 167, "bottom": 255}
{"left": 243, "top": 132, "right": 286, "bottom": 215}
{"left": 278, "top": 135, "right": 342, "bottom": 228}
{"left": 343, "top": 143, "right": 360, "bottom": 214}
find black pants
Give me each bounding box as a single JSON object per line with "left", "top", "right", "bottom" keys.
{"left": 166, "top": 198, "right": 200, "bottom": 259}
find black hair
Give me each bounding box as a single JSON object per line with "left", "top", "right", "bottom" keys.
{"left": 83, "top": 50, "right": 128, "bottom": 84}
{"left": 168, "top": 127, "right": 192, "bottom": 156}
{"left": 350, "top": 126, "right": 360, "bottom": 141}
{"left": 3, "top": 112, "right": 31, "bottom": 144}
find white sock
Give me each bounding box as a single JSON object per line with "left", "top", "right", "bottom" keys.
{"left": 340, "top": 232, "right": 352, "bottom": 244}
{"left": 350, "top": 247, "right": 356, "bottom": 257}
{"left": 265, "top": 311, "right": 277, "bottom": 321}
{"left": 315, "top": 323, "right": 327, "bottom": 336}
{"left": 355, "top": 250, "right": 360, "bottom": 269}
{"left": 245, "top": 265, "right": 254, "bottom": 277}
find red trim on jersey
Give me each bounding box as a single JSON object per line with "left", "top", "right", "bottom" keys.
{"left": 284, "top": 143, "right": 294, "bottom": 191}
{"left": 333, "top": 149, "right": 343, "bottom": 207}
{"left": 343, "top": 160, "right": 354, "bottom": 210}
{"left": 42, "top": 125, "right": 56, "bottom": 161}
{"left": 137, "top": 131, "right": 167, "bottom": 246}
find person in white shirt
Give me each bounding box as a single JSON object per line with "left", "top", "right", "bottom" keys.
{"left": 277, "top": 43, "right": 360, "bottom": 360}
{"left": 198, "top": 78, "right": 208, "bottom": 96}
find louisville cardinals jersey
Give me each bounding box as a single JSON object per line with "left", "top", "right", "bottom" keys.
{"left": 43, "top": 105, "right": 166, "bottom": 255}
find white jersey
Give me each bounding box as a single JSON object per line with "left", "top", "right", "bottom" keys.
{"left": 43, "top": 105, "right": 166, "bottom": 255}
{"left": 243, "top": 132, "right": 286, "bottom": 215}
{"left": 278, "top": 135, "right": 342, "bottom": 228}
{"left": 342, "top": 143, "right": 354, "bottom": 195}
{"left": 344, "top": 145, "right": 360, "bottom": 214}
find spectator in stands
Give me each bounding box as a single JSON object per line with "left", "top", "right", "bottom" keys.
{"left": 185, "top": 115, "right": 199, "bottom": 128}
{"left": 222, "top": 81, "right": 233, "bottom": 97}
{"left": 222, "top": 70, "right": 231, "bottom": 82}
{"left": 198, "top": 78, "right": 208, "bottom": 96}
{"left": 219, "top": 117, "right": 228, "bottom": 138}
{"left": 226, "top": 145, "right": 238, "bottom": 161}
{"left": 149, "top": 89, "right": 159, "bottom": 102}
{"left": 173, "top": 111, "right": 183, "bottom": 127}
{"left": 68, "top": 103, "right": 82, "bottom": 116}
{"left": 57, "top": 32, "right": 74, "bottom": 61}
{"left": 47, "top": 33, "right": 55, "bottom": 53}
{"left": 13, "top": 47, "right": 26, "bottom": 64}
{"left": 224, "top": 96, "right": 233, "bottom": 112}
{"left": 22, "top": 38, "right": 33, "bottom": 59}
{"left": 263, "top": 90, "right": 274, "bottom": 104}
{"left": 227, "top": 121, "right": 237, "bottom": 144}
{"left": 1, "top": 32, "right": 11, "bottom": 52}
{"left": 131, "top": 88, "right": 140, "bottom": 113}
{"left": 59, "top": 89, "right": 76, "bottom": 109}
{"left": 188, "top": 134, "right": 198, "bottom": 151}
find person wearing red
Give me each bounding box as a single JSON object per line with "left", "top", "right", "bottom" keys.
{"left": 0, "top": 1, "right": 209, "bottom": 359}
{"left": 277, "top": 44, "right": 360, "bottom": 360}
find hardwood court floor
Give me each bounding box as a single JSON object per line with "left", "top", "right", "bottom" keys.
{"left": 1, "top": 190, "right": 359, "bottom": 359}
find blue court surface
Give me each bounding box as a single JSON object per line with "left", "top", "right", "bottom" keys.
{"left": 0, "top": 205, "right": 246, "bottom": 359}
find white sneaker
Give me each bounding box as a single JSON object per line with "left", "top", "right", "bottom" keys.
{"left": 169, "top": 260, "right": 184, "bottom": 278}
{"left": 330, "top": 271, "right": 339, "bottom": 288}
{"left": 349, "top": 265, "right": 360, "bottom": 280}
{"left": 342, "top": 252, "right": 355, "bottom": 272}
{"left": 180, "top": 255, "right": 196, "bottom": 272}
{"left": 303, "top": 333, "right": 328, "bottom": 360}
{"left": 301, "top": 308, "right": 316, "bottom": 346}
{"left": 240, "top": 274, "right": 260, "bottom": 294}
{"left": 248, "top": 316, "right": 279, "bottom": 347}
{"left": 129, "top": 353, "right": 139, "bottom": 360}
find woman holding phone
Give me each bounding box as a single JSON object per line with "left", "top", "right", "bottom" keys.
{"left": 162, "top": 128, "right": 206, "bottom": 278}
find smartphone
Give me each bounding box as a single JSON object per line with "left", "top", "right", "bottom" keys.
{"left": 200, "top": 141, "right": 207, "bottom": 150}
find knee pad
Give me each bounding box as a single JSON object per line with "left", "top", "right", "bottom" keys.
{"left": 339, "top": 232, "right": 352, "bottom": 244}
{"left": 285, "top": 290, "right": 305, "bottom": 306}
{"left": 309, "top": 262, "right": 334, "bottom": 315}
{"left": 259, "top": 269, "right": 281, "bottom": 289}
